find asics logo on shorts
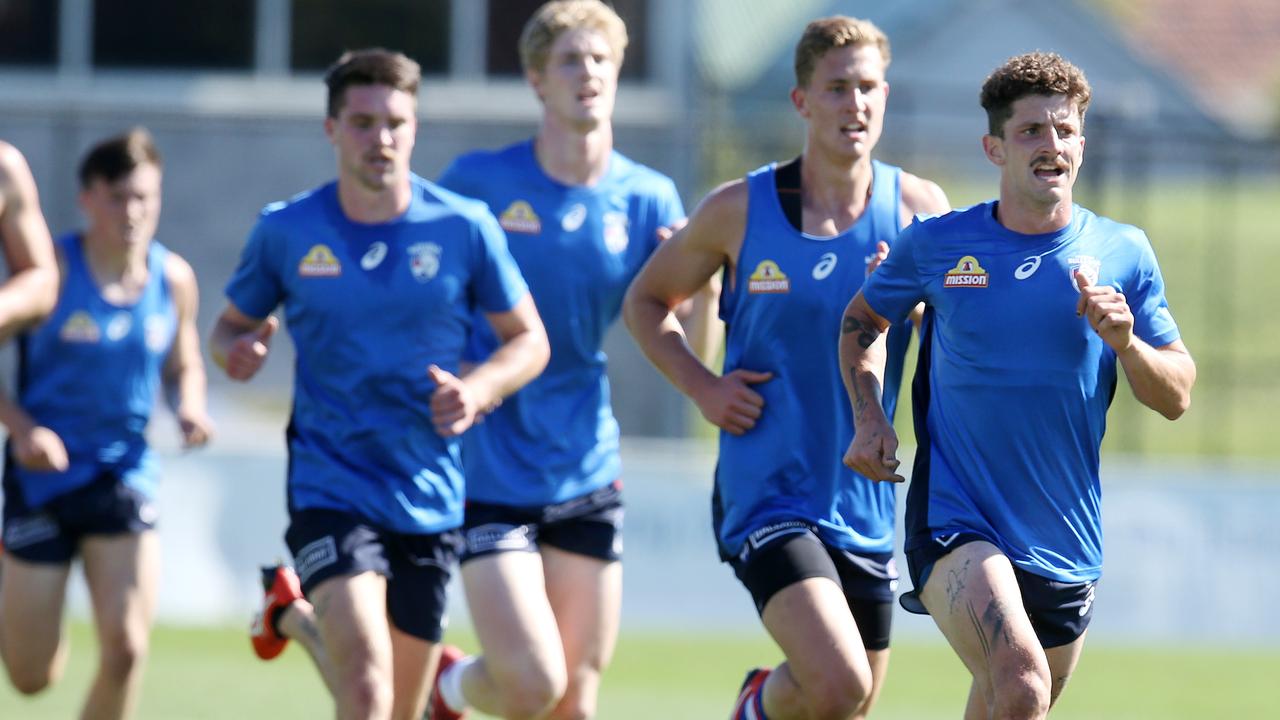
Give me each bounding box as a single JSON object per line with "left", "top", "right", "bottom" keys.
{"left": 294, "top": 536, "right": 338, "bottom": 585}
{"left": 2, "top": 514, "right": 59, "bottom": 550}
{"left": 465, "top": 523, "right": 534, "bottom": 554}
{"left": 1079, "top": 583, "right": 1096, "bottom": 617}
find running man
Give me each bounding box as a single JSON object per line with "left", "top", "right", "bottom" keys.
{"left": 840, "top": 52, "right": 1196, "bottom": 719}
{"left": 428, "top": 3, "right": 707, "bottom": 719}
{"left": 211, "top": 49, "right": 549, "bottom": 720}
{"left": 0, "top": 128, "right": 212, "bottom": 720}
{"left": 624, "top": 16, "right": 948, "bottom": 720}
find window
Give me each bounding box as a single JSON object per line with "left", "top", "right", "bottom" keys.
{"left": 485, "top": 0, "right": 648, "bottom": 79}
{"left": 0, "top": 0, "right": 58, "bottom": 66}
{"left": 94, "top": 0, "right": 254, "bottom": 69}
{"left": 291, "top": 0, "right": 450, "bottom": 74}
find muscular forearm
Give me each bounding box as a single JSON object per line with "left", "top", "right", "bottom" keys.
{"left": 466, "top": 328, "right": 548, "bottom": 407}
{"left": 1118, "top": 340, "right": 1196, "bottom": 420}
{"left": 678, "top": 276, "right": 724, "bottom": 369}
{"left": 0, "top": 266, "right": 58, "bottom": 342}
{"left": 624, "top": 292, "right": 719, "bottom": 401}
{"left": 0, "top": 390, "right": 36, "bottom": 435}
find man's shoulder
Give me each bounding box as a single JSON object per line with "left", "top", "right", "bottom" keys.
{"left": 607, "top": 150, "right": 678, "bottom": 198}
{"left": 256, "top": 182, "right": 334, "bottom": 225}
{"left": 445, "top": 141, "right": 529, "bottom": 181}
{"left": 410, "top": 175, "right": 499, "bottom": 228}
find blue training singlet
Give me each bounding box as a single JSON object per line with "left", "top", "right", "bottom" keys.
{"left": 713, "top": 160, "right": 909, "bottom": 559}
{"left": 863, "top": 201, "right": 1181, "bottom": 582}
{"left": 224, "top": 175, "right": 529, "bottom": 534}
{"left": 439, "top": 140, "right": 684, "bottom": 506}
{"left": 9, "top": 233, "right": 176, "bottom": 507}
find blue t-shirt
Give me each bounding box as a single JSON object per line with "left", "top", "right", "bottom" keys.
{"left": 224, "top": 175, "right": 528, "bottom": 533}
{"left": 438, "top": 140, "right": 684, "bottom": 505}
{"left": 8, "top": 234, "right": 176, "bottom": 507}
{"left": 864, "top": 201, "right": 1181, "bottom": 582}
{"left": 713, "top": 160, "right": 910, "bottom": 559}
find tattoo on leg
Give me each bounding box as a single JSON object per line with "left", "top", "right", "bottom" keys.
{"left": 841, "top": 315, "right": 881, "bottom": 349}
{"left": 981, "top": 596, "right": 1015, "bottom": 654}
{"left": 946, "top": 558, "right": 971, "bottom": 613}
{"left": 966, "top": 602, "right": 990, "bottom": 659}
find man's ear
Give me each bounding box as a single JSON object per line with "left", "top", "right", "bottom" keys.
{"left": 982, "top": 134, "right": 1005, "bottom": 166}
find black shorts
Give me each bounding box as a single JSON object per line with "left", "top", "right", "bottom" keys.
{"left": 285, "top": 508, "right": 461, "bottom": 643}
{"left": 728, "top": 521, "right": 898, "bottom": 651}
{"left": 459, "top": 480, "right": 623, "bottom": 564}
{"left": 903, "top": 531, "right": 1096, "bottom": 648}
{"left": 2, "top": 468, "right": 156, "bottom": 564}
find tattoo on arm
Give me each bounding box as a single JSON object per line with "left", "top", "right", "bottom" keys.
{"left": 842, "top": 314, "right": 880, "bottom": 349}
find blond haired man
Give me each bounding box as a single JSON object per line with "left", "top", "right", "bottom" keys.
{"left": 625, "top": 16, "right": 948, "bottom": 720}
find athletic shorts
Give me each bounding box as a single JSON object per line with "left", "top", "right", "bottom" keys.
{"left": 285, "top": 508, "right": 461, "bottom": 643}
{"left": 460, "top": 480, "right": 623, "bottom": 564}
{"left": 2, "top": 467, "right": 156, "bottom": 564}
{"left": 728, "top": 521, "right": 898, "bottom": 651}
{"left": 903, "top": 531, "right": 1097, "bottom": 648}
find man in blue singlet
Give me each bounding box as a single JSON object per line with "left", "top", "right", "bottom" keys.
{"left": 840, "top": 52, "right": 1197, "bottom": 719}
{"left": 425, "top": 4, "right": 709, "bottom": 719}
{"left": 626, "top": 17, "right": 948, "bottom": 720}
{"left": 0, "top": 128, "right": 212, "bottom": 720}
{"left": 0, "top": 141, "right": 58, "bottom": 342}
{"left": 209, "top": 49, "right": 549, "bottom": 720}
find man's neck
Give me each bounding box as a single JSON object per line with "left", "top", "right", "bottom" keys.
{"left": 798, "top": 149, "right": 874, "bottom": 233}
{"left": 337, "top": 177, "right": 412, "bottom": 224}
{"left": 81, "top": 232, "right": 149, "bottom": 300}
{"left": 996, "top": 186, "right": 1074, "bottom": 235}
{"left": 534, "top": 119, "right": 612, "bottom": 187}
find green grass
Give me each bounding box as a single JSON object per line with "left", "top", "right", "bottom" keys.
{"left": 2, "top": 623, "right": 1276, "bottom": 719}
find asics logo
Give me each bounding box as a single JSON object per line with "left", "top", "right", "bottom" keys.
{"left": 361, "top": 241, "right": 388, "bottom": 270}
{"left": 813, "top": 252, "right": 838, "bottom": 280}
{"left": 1014, "top": 250, "right": 1054, "bottom": 280}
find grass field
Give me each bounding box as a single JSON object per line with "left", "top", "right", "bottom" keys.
{"left": 2, "top": 622, "right": 1277, "bottom": 718}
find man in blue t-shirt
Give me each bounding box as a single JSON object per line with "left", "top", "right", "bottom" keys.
{"left": 840, "top": 52, "right": 1196, "bottom": 719}
{"left": 626, "top": 16, "right": 949, "bottom": 720}
{"left": 426, "top": 4, "right": 708, "bottom": 719}
{"left": 209, "top": 49, "right": 548, "bottom": 720}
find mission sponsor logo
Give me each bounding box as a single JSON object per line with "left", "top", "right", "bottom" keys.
{"left": 298, "top": 244, "right": 342, "bottom": 277}
{"left": 747, "top": 260, "right": 790, "bottom": 294}
{"left": 59, "top": 311, "right": 101, "bottom": 343}
{"left": 499, "top": 200, "right": 542, "bottom": 234}
{"left": 944, "top": 255, "right": 989, "bottom": 288}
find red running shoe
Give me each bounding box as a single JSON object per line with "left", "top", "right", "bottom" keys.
{"left": 730, "top": 667, "right": 771, "bottom": 719}
{"left": 426, "top": 644, "right": 468, "bottom": 719}
{"left": 249, "top": 564, "right": 302, "bottom": 660}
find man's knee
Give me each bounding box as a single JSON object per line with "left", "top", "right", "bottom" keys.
{"left": 498, "top": 659, "right": 568, "bottom": 720}
{"left": 5, "top": 661, "right": 60, "bottom": 696}
{"left": 97, "top": 627, "right": 150, "bottom": 684}
{"left": 990, "top": 668, "right": 1051, "bottom": 720}
{"left": 546, "top": 667, "right": 603, "bottom": 720}
{"left": 802, "top": 663, "right": 873, "bottom": 720}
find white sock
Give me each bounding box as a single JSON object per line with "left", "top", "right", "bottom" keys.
{"left": 439, "top": 655, "right": 478, "bottom": 713}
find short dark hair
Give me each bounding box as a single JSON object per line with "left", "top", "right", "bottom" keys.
{"left": 980, "top": 51, "right": 1092, "bottom": 137}
{"left": 324, "top": 48, "right": 421, "bottom": 118}
{"left": 78, "top": 127, "right": 162, "bottom": 189}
